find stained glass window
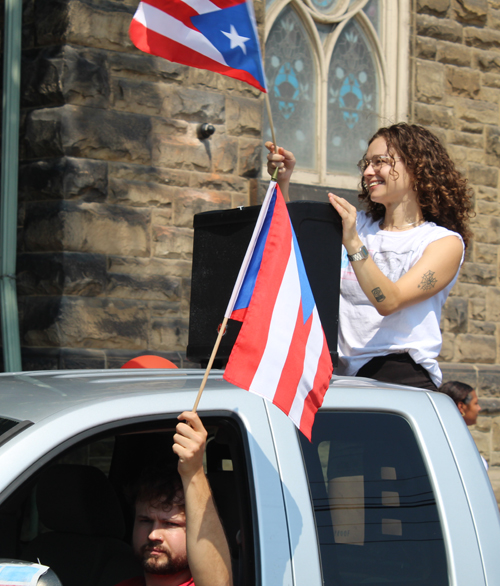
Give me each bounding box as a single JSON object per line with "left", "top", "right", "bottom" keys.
{"left": 264, "top": 5, "right": 316, "bottom": 170}
{"left": 263, "top": 0, "right": 407, "bottom": 185}
{"left": 327, "top": 20, "right": 378, "bottom": 173}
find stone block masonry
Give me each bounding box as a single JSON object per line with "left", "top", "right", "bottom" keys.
{"left": 16, "top": 0, "right": 266, "bottom": 369}
{"left": 413, "top": 0, "right": 500, "bottom": 504}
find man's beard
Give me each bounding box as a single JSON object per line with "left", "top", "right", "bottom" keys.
{"left": 137, "top": 545, "right": 189, "bottom": 575}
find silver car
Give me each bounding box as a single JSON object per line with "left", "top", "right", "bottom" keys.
{"left": 0, "top": 369, "right": 499, "bottom": 586}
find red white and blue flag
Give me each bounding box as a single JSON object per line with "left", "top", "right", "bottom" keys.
{"left": 223, "top": 181, "right": 333, "bottom": 440}
{"left": 129, "top": 0, "right": 267, "bottom": 92}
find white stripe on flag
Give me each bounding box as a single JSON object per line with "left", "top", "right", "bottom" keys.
{"left": 288, "top": 306, "right": 325, "bottom": 427}
{"left": 249, "top": 244, "right": 301, "bottom": 399}
{"left": 224, "top": 181, "right": 277, "bottom": 318}
{"left": 134, "top": 2, "right": 228, "bottom": 65}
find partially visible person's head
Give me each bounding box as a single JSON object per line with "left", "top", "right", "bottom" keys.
{"left": 359, "top": 123, "right": 473, "bottom": 246}
{"left": 131, "top": 466, "right": 189, "bottom": 577}
{"left": 439, "top": 380, "right": 481, "bottom": 426}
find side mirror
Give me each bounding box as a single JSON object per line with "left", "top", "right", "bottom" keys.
{"left": 0, "top": 560, "right": 62, "bottom": 586}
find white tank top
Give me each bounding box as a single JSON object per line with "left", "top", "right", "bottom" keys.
{"left": 336, "top": 211, "right": 464, "bottom": 386}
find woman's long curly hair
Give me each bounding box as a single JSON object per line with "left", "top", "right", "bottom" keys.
{"left": 359, "top": 123, "right": 474, "bottom": 247}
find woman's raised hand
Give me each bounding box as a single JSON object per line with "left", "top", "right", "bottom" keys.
{"left": 265, "top": 142, "right": 296, "bottom": 183}
{"left": 328, "top": 193, "right": 360, "bottom": 251}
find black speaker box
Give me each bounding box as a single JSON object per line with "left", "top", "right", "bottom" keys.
{"left": 187, "top": 200, "right": 342, "bottom": 368}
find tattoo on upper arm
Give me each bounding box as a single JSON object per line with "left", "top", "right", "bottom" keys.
{"left": 372, "top": 287, "right": 386, "bottom": 302}
{"left": 418, "top": 270, "right": 437, "bottom": 291}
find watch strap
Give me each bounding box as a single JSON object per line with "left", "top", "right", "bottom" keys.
{"left": 347, "top": 245, "right": 369, "bottom": 262}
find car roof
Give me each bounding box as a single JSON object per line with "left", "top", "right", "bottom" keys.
{"left": 0, "top": 368, "right": 431, "bottom": 424}
{"left": 0, "top": 368, "right": 218, "bottom": 423}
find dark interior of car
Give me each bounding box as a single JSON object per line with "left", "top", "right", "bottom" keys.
{"left": 0, "top": 416, "right": 255, "bottom": 586}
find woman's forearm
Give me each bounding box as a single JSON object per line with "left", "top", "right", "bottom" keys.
{"left": 347, "top": 254, "right": 404, "bottom": 316}
{"left": 347, "top": 236, "right": 463, "bottom": 316}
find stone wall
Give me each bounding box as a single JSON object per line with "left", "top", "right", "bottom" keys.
{"left": 412, "top": 0, "right": 500, "bottom": 500}
{"left": 16, "top": 0, "right": 265, "bottom": 369}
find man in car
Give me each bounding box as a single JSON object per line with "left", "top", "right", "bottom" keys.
{"left": 117, "top": 411, "right": 233, "bottom": 586}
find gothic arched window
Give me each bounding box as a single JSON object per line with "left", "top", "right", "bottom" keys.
{"left": 263, "top": 0, "right": 409, "bottom": 192}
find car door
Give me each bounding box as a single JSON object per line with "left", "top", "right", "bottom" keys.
{"left": 0, "top": 375, "right": 294, "bottom": 586}
{"left": 267, "top": 381, "right": 500, "bottom": 586}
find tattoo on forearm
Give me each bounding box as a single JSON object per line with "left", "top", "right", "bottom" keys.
{"left": 372, "top": 287, "right": 386, "bottom": 302}
{"left": 418, "top": 270, "right": 437, "bottom": 291}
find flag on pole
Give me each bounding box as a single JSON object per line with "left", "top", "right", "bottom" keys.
{"left": 223, "top": 181, "right": 333, "bottom": 440}
{"left": 129, "top": 0, "right": 267, "bottom": 92}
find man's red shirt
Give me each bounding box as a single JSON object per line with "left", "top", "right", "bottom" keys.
{"left": 115, "top": 577, "right": 194, "bottom": 586}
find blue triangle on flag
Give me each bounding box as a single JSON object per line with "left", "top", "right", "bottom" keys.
{"left": 191, "top": 3, "right": 266, "bottom": 90}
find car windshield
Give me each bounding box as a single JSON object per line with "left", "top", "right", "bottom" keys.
{"left": 300, "top": 411, "right": 448, "bottom": 586}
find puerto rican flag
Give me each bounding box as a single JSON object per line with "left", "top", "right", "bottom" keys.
{"left": 223, "top": 182, "right": 333, "bottom": 440}
{"left": 129, "top": 0, "right": 267, "bottom": 92}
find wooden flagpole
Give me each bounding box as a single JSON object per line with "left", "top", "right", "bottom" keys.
{"left": 265, "top": 92, "right": 277, "bottom": 153}
{"left": 192, "top": 316, "right": 229, "bottom": 412}
{"left": 191, "top": 94, "right": 279, "bottom": 413}
{"left": 265, "top": 92, "right": 288, "bottom": 201}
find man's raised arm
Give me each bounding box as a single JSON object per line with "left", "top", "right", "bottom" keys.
{"left": 173, "top": 411, "right": 233, "bottom": 586}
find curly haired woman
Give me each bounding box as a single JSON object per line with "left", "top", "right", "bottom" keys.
{"left": 266, "top": 123, "right": 474, "bottom": 390}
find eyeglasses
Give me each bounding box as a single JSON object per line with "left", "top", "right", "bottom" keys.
{"left": 357, "top": 155, "right": 401, "bottom": 175}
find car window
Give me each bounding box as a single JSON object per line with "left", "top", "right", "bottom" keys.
{"left": 0, "top": 418, "right": 32, "bottom": 448}
{"left": 56, "top": 435, "right": 116, "bottom": 475}
{"left": 0, "top": 417, "right": 20, "bottom": 437}
{"left": 299, "top": 411, "right": 448, "bottom": 586}
{"left": 0, "top": 415, "right": 255, "bottom": 586}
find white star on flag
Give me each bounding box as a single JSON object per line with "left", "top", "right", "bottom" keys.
{"left": 221, "top": 24, "right": 250, "bottom": 54}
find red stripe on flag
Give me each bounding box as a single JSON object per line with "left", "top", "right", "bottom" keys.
{"left": 230, "top": 307, "right": 247, "bottom": 322}
{"left": 129, "top": 20, "right": 267, "bottom": 92}
{"left": 299, "top": 336, "right": 332, "bottom": 441}
{"left": 224, "top": 194, "right": 292, "bottom": 389}
{"left": 272, "top": 304, "right": 312, "bottom": 414}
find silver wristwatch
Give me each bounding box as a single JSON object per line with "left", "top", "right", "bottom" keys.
{"left": 347, "top": 245, "right": 369, "bottom": 262}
